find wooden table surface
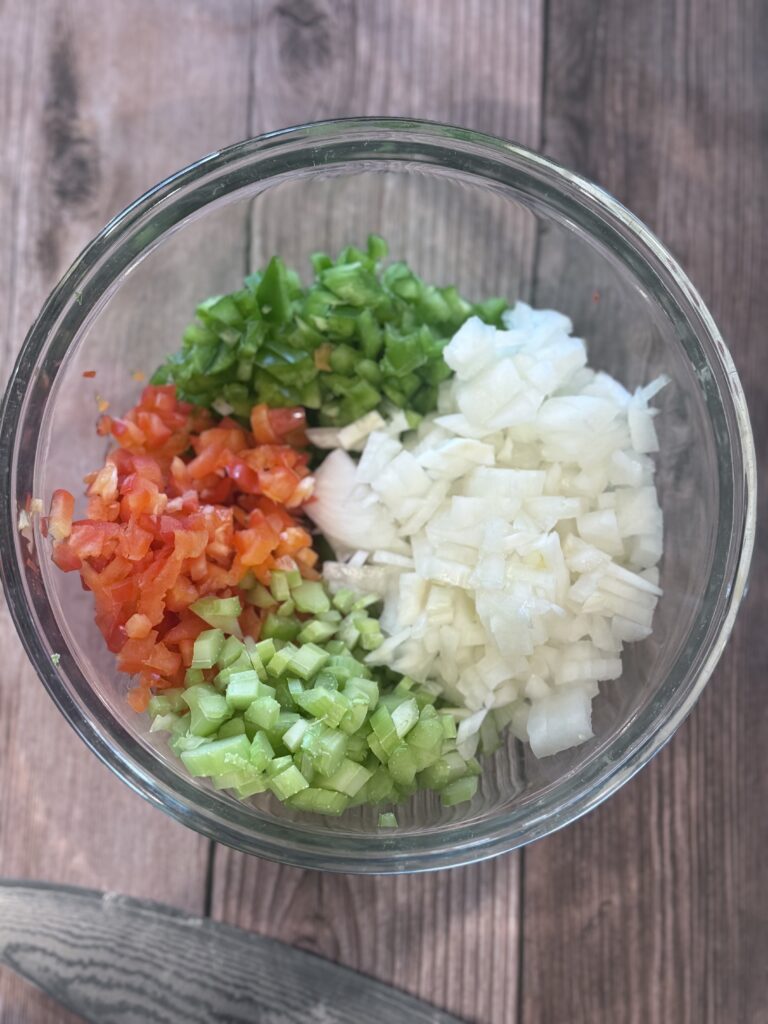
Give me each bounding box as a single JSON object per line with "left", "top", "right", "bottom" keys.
{"left": 1, "top": 2, "right": 766, "bottom": 1022}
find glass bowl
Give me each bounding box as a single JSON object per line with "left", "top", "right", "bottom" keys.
{"left": 0, "top": 119, "right": 756, "bottom": 873}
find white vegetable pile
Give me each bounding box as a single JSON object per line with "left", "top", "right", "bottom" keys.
{"left": 307, "top": 303, "right": 666, "bottom": 759}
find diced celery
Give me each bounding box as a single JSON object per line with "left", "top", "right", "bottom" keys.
{"left": 344, "top": 729, "right": 369, "bottom": 762}
{"left": 215, "top": 650, "right": 254, "bottom": 687}
{"left": 182, "top": 685, "right": 232, "bottom": 737}
{"left": 282, "top": 717, "right": 310, "bottom": 752}
{"left": 314, "top": 670, "right": 338, "bottom": 691}
{"left": 288, "top": 643, "right": 330, "bottom": 681}
{"left": 148, "top": 689, "right": 186, "bottom": 717}
{"left": 318, "top": 609, "right": 342, "bottom": 624}
{"left": 324, "top": 639, "right": 349, "bottom": 656}
{"left": 339, "top": 698, "right": 369, "bottom": 736}
{"left": 359, "top": 629, "right": 383, "bottom": 652}
{"left": 337, "top": 614, "right": 360, "bottom": 650}
{"left": 464, "top": 757, "right": 482, "bottom": 777}
{"left": 189, "top": 596, "right": 243, "bottom": 636}
{"left": 418, "top": 751, "right": 469, "bottom": 790}
{"left": 391, "top": 698, "right": 419, "bottom": 738}
{"left": 317, "top": 758, "right": 372, "bottom": 797}
{"left": 150, "top": 712, "right": 179, "bottom": 734}
{"left": 269, "top": 570, "right": 292, "bottom": 603}
{"left": 244, "top": 695, "right": 281, "bottom": 731}
{"left": 249, "top": 730, "right": 275, "bottom": 771}
{"left": 313, "top": 727, "right": 348, "bottom": 776}
{"left": 441, "top": 776, "right": 478, "bottom": 806}
{"left": 236, "top": 774, "right": 269, "bottom": 798}
{"left": 291, "top": 581, "right": 331, "bottom": 615}
{"left": 217, "top": 716, "right": 246, "bottom": 739}
{"left": 297, "top": 619, "right": 338, "bottom": 644}
{"left": 367, "top": 732, "right": 389, "bottom": 764}
{"left": 378, "top": 812, "right": 398, "bottom": 828}
{"left": 180, "top": 733, "right": 251, "bottom": 777}
{"left": 170, "top": 733, "right": 208, "bottom": 755}
{"left": 225, "top": 671, "right": 262, "bottom": 710}
{"left": 394, "top": 676, "right": 416, "bottom": 695}
{"left": 191, "top": 628, "right": 225, "bottom": 670}
{"left": 344, "top": 677, "right": 379, "bottom": 708}
{"left": 269, "top": 764, "right": 309, "bottom": 801}
{"left": 254, "top": 637, "right": 276, "bottom": 663}
{"left": 218, "top": 634, "right": 246, "bottom": 669}
{"left": 440, "top": 713, "right": 458, "bottom": 739}
{"left": 370, "top": 706, "right": 400, "bottom": 756}
{"left": 332, "top": 588, "right": 357, "bottom": 614}
{"left": 363, "top": 765, "right": 397, "bottom": 803}
{"left": 184, "top": 668, "right": 205, "bottom": 686}
{"left": 262, "top": 613, "right": 301, "bottom": 641}
{"left": 277, "top": 598, "right": 295, "bottom": 617}
{"left": 388, "top": 743, "right": 417, "bottom": 786}
{"left": 246, "top": 583, "right": 275, "bottom": 609}
{"left": 265, "top": 643, "right": 298, "bottom": 679}
{"left": 288, "top": 788, "right": 349, "bottom": 816}
{"left": 266, "top": 755, "right": 294, "bottom": 777}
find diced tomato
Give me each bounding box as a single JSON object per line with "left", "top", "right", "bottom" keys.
{"left": 125, "top": 613, "right": 152, "bottom": 639}
{"left": 250, "top": 403, "right": 279, "bottom": 444}
{"left": 117, "top": 520, "right": 154, "bottom": 561}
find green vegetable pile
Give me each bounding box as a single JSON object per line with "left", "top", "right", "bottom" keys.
{"left": 150, "top": 574, "right": 480, "bottom": 815}
{"left": 152, "top": 236, "right": 507, "bottom": 427}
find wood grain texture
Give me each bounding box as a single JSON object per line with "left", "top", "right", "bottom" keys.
{"left": 209, "top": 5, "right": 544, "bottom": 1024}
{"left": 521, "top": 2, "right": 768, "bottom": 1023}
{"left": 0, "top": 1, "right": 253, "bottom": 1019}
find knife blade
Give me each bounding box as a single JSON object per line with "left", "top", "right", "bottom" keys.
{"left": 0, "top": 881, "right": 465, "bottom": 1024}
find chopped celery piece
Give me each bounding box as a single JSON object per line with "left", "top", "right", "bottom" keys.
{"left": 339, "top": 698, "right": 369, "bottom": 736}
{"left": 407, "top": 716, "right": 444, "bottom": 753}
{"left": 317, "top": 758, "right": 372, "bottom": 797}
{"left": 217, "top": 717, "right": 246, "bottom": 739}
{"left": 189, "top": 596, "right": 243, "bottom": 636}
{"left": 266, "top": 712, "right": 302, "bottom": 746}
{"left": 277, "top": 599, "right": 295, "bottom": 617}
{"left": 344, "top": 730, "right": 369, "bottom": 763}
{"left": 282, "top": 717, "right": 310, "bottom": 752}
{"left": 250, "top": 730, "right": 275, "bottom": 771}
{"left": 297, "top": 619, "right": 337, "bottom": 644}
{"left": 288, "top": 643, "right": 330, "bottom": 681}
{"left": 441, "top": 775, "right": 478, "bottom": 807}
{"left": 180, "top": 734, "right": 251, "bottom": 777}
{"left": 150, "top": 712, "right": 180, "bottom": 734}
{"left": 324, "top": 639, "right": 349, "bottom": 656}
{"left": 363, "top": 766, "right": 397, "bottom": 803}
{"left": 388, "top": 743, "right": 417, "bottom": 786}
{"left": 269, "top": 764, "right": 309, "bottom": 801}
{"left": 378, "top": 812, "right": 398, "bottom": 828}
{"left": 332, "top": 588, "right": 357, "bottom": 614}
{"left": 246, "top": 582, "right": 275, "bottom": 609}
{"left": 286, "top": 677, "right": 305, "bottom": 704}
{"left": 464, "top": 756, "right": 482, "bottom": 777}
{"left": 225, "top": 671, "right": 262, "bottom": 710}
{"left": 391, "top": 698, "right": 419, "bottom": 739}
{"left": 265, "top": 643, "right": 298, "bottom": 678}
{"left": 367, "top": 732, "right": 389, "bottom": 765}
{"left": 440, "top": 713, "right": 458, "bottom": 740}
{"left": 288, "top": 788, "right": 349, "bottom": 816}
{"left": 344, "top": 677, "right": 379, "bottom": 708}
{"left": 266, "top": 755, "right": 294, "bottom": 777}
{"left": 313, "top": 727, "right": 348, "bottom": 776}
{"left": 359, "top": 629, "right": 383, "bottom": 652}
{"left": 148, "top": 690, "right": 185, "bottom": 716}
{"left": 170, "top": 733, "right": 208, "bottom": 755}
{"left": 318, "top": 609, "right": 342, "bottom": 624}
{"left": 336, "top": 615, "right": 360, "bottom": 650}
{"left": 291, "top": 581, "right": 331, "bottom": 615}
{"left": 191, "top": 628, "right": 224, "bottom": 669}
{"left": 253, "top": 638, "right": 276, "bottom": 663}
{"left": 182, "top": 685, "right": 232, "bottom": 737}
{"left": 215, "top": 650, "right": 253, "bottom": 687}
{"left": 217, "top": 634, "right": 246, "bottom": 669}
{"left": 244, "top": 695, "right": 281, "bottom": 731}
{"left": 269, "top": 570, "right": 292, "bottom": 603}
{"left": 419, "top": 751, "right": 469, "bottom": 790}
{"left": 184, "top": 668, "right": 205, "bottom": 686}
{"left": 370, "top": 706, "right": 400, "bottom": 756}
{"left": 235, "top": 774, "right": 269, "bottom": 798}
{"left": 261, "top": 613, "right": 301, "bottom": 642}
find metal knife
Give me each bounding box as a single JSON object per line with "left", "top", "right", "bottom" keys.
{"left": 0, "top": 881, "right": 464, "bottom": 1024}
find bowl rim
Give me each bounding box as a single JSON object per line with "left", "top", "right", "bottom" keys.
{"left": 0, "top": 117, "right": 757, "bottom": 872}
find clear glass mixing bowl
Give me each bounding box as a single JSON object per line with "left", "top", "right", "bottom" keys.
{"left": 0, "top": 119, "right": 756, "bottom": 872}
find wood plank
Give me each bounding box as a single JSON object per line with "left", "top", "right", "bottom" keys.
{"left": 522, "top": 1, "right": 768, "bottom": 1022}
{"left": 211, "top": 3, "right": 543, "bottom": 1022}
{"left": 0, "top": 1, "right": 253, "bottom": 1019}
